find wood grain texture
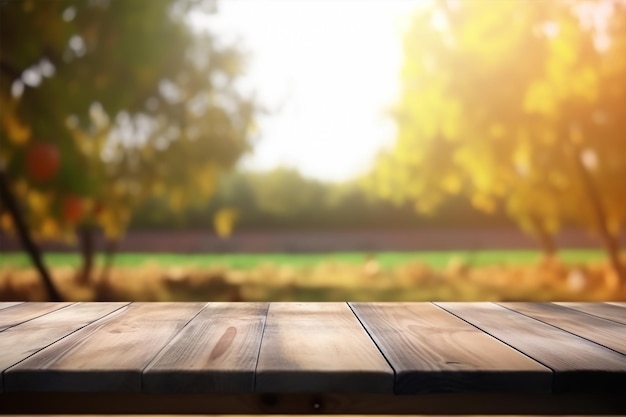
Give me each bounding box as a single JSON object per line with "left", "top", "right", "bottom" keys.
{"left": 0, "top": 302, "right": 24, "bottom": 311}
{"left": 350, "top": 302, "right": 551, "bottom": 394}
{"left": 501, "top": 302, "right": 626, "bottom": 355}
{"left": 255, "top": 302, "right": 393, "bottom": 393}
{"left": 4, "top": 302, "right": 206, "bottom": 392}
{"left": 143, "top": 302, "right": 269, "bottom": 393}
{"left": 554, "top": 302, "right": 626, "bottom": 325}
{"left": 0, "top": 302, "right": 127, "bottom": 392}
{"left": 437, "top": 302, "right": 626, "bottom": 393}
{"left": 2, "top": 301, "right": 625, "bottom": 401}
{"left": 0, "top": 302, "right": 73, "bottom": 332}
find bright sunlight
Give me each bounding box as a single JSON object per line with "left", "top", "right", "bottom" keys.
{"left": 189, "top": 0, "right": 423, "bottom": 181}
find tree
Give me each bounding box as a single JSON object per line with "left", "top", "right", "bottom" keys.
{"left": 0, "top": 0, "right": 258, "bottom": 295}
{"left": 368, "top": 0, "right": 626, "bottom": 285}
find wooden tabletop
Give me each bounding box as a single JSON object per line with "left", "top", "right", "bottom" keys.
{"left": 0, "top": 301, "right": 625, "bottom": 414}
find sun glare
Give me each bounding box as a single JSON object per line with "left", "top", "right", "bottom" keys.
{"left": 189, "top": 0, "right": 425, "bottom": 182}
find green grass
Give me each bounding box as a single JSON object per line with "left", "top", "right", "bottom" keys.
{"left": 0, "top": 249, "right": 609, "bottom": 270}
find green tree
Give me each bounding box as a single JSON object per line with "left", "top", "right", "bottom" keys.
{"left": 248, "top": 167, "right": 325, "bottom": 219}
{"left": 0, "top": 0, "right": 258, "bottom": 296}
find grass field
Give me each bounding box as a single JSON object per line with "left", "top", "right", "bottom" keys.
{"left": 0, "top": 249, "right": 609, "bottom": 269}
{"left": 2, "top": 249, "right": 622, "bottom": 302}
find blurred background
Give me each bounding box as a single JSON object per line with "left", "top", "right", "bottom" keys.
{"left": 1, "top": 0, "right": 625, "bottom": 302}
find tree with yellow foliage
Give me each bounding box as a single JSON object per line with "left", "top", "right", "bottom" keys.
{"left": 368, "top": 0, "right": 626, "bottom": 285}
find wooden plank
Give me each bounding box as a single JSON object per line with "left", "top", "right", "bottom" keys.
{"left": 0, "top": 302, "right": 24, "bottom": 311}
{"left": 607, "top": 302, "right": 626, "bottom": 308}
{"left": 436, "top": 302, "right": 626, "bottom": 393}
{"left": 143, "top": 302, "right": 269, "bottom": 393}
{"left": 255, "top": 302, "right": 393, "bottom": 393}
{"left": 350, "top": 302, "right": 551, "bottom": 394}
{"left": 4, "top": 302, "right": 206, "bottom": 392}
{"left": 501, "top": 302, "right": 626, "bottom": 355}
{"left": 0, "top": 302, "right": 73, "bottom": 332}
{"left": 0, "top": 302, "right": 127, "bottom": 392}
{"left": 555, "top": 302, "right": 626, "bottom": 324}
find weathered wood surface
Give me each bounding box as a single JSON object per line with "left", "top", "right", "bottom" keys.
{"left": 500, "top": 302, "right": 626, "bottom": 355}
{"left": 255, "top": 302, "right": 394, "bottom": 393}
{"left": 144, "top": 302, "right": 268, "bottom": 393}
{"left": 350, "top": 302, "right": 551, "bottom": 394}
{"left": 0, "top": 302, "right": 126, "bottom": 391}
{"left": 437, "top": 302, "right": 626, "bottom": 393}
{"left": 0, "top": 302, "right": 73, "bottom": 332}
{"left": 0, "top": 302, "right": 23, "bottom": 311}
{"left": 607, "top": 301, "right": 626, "bottom": 307}
{"left": 555, "top": 301, "right": 626, "bottom": 324}
{"left": 0, "top": 301, "right": 625, "bottom": 414}
{"left": 4, "top": 302, "right": 206, "bottom": 392}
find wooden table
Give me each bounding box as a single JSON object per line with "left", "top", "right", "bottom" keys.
{"left": 0, "top": 301, "right": 624, "bottom": 414}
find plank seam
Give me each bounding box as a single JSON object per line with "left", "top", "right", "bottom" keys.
{"left": 252, "top": 302, "right": 271, "bottom": 392}
{"left": 496, "top": 302, "right": 626, "bottom": 357}
{"left": 346, "top": 302, "right": 397, "bottom": 387}
{"left": 0, "top": 302, "right": 25, "bottom": 312}
{"left": 0, "top": 302, "right": 76, "bottom": 333}
{"left": 554, "top": 303, "right": 626, "bottom": 326}
{"left": 139, "top": 302, "right": 212, "bottom": 392}
{"left": 1, "top": 302, "right": 130, "bottom": 392}
{"left": 432, "top": 302, "right": 557, "bottom": 392}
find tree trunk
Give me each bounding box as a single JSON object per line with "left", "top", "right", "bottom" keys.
{"left": 0, "top": 170, "right": 62, "bottom": 301}
{"left": 95, "top": 239, "right": 118, "bottom": 302}
{"left": 76, "top": 224, "right": 95, "bottom": 285}
{"left": 572, "top": 149, "right": 626, "bottom": 289}
{"left": 530, "top": 215, "right": 557, "bottom": 259}
{"left": 98, "top": 238, "right": 117, "bottom": 284}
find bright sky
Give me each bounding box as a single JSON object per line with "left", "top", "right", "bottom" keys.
{"left": 190, "top": 0, "right": 423, "bottom": 182}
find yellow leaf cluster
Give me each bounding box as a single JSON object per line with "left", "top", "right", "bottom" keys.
{"left": 523, "top": 81, "right": 556, "bottom": 116}
{"left": 3, "top": 112, "right": 31, "bottom": 145}
{"left": 471, "top": 193, "right": 496, "bottom": 214}
{"left": 39, "top": 217, "right": 60, "bottom": 239}
{"left": 213, "top": 207, "right": 238, "bottom": 238}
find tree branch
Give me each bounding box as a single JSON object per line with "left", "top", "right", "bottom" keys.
{"left": 0, "top": 170, "right": 62, "bottom": 301}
